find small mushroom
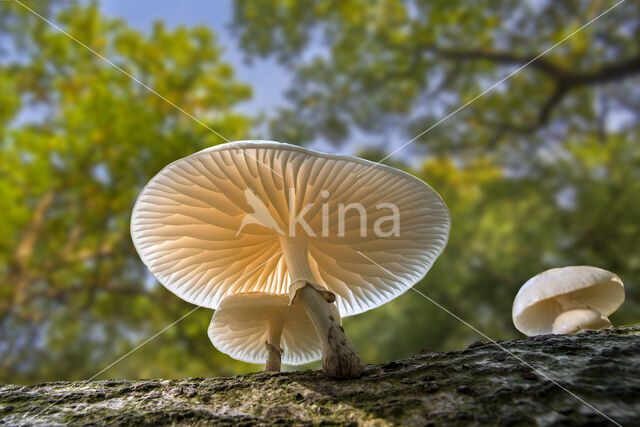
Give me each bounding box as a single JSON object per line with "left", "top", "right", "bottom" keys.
{"left": 208, "top": 293, "right": 335, "bottom": 371}
{"left": 512, "top": 266, "right": 625, "bottom": 336}
{"left": 131, "top": 141, "right": 450, "bottom": 378}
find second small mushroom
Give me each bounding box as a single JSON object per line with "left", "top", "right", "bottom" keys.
{"left": 209, "top": 292, "right": 334, "bottom": 371}
{"left": 512, "top": 266, "right": 625, "bottom": 336}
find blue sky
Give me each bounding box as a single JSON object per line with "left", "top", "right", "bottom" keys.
{"left": 97, "top": 0, "right": 392, "bottom": 159}
{"left": 9, "top": 0, "right": 442, "bottom": 162}
{"left": 11, "top": 1, "right": 629, "bottom": 164}
{"left": 99, "top": 0, "right": 289, "bottom": 118}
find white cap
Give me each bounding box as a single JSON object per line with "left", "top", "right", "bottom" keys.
{"left": 512, "top": 266, "right": 624, "bottom": 336}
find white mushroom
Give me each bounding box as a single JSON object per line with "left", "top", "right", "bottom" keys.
{"left": 208, "top": 292, "right": 338, "bottom": 371}
{"left": 131, "top": 141, "right": 450, "bottom": 377}
{"left": 512, "top": 266, "right": 625, "bottom": 336}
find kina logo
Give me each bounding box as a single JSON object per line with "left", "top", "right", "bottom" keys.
{"left": 236, "top": 188, "right": 285, "bottom": 236}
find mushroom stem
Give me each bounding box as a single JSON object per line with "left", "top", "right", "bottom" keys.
{"left": 280, "top": 236, "right": 363, "bottom": 378}
{"left": 296, "top": 284, "right": 363, "bottom": 378}
{"left": 552, "top": 308, "right": 611, "bottom": 334}
{"left": 280, "top": 236, "right": 315, "bottom": 283}
{"left": 265, "top": 342, "right": 282, "bottom": 372}
{"left": 265, "top": 314, "right": 284, "bottom": 372}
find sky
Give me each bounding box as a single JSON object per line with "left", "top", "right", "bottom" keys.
{"left": 99, "top": 0, "right": 289, "bottom": 118}
{"left": 9, "top": 0, "right": 630, "bottom": 166}
{"left": 5, "top": 0, "right": 429, "bottom": 163}
{"left": 9, "top": 1, "right": 288, "bottom": 132}
{"left": 97, "top": 0, "right": 400, "bottom": 160}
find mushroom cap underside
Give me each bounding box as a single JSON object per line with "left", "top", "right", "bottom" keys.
{"left": 131, "top": 141, "right": 450, "bottom": 316}
{"left": 208, "top": 292, "right": 336, "bottom": 365}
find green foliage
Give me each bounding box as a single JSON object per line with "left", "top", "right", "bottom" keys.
{"left": 347, "top": 135, "right": 640, "bottom": 362}
{"left": 233, "top": 0, "right": 640, "bottom": 154}
{"left": 0, "top": 1, "right": 253, "bottom": 383}
{"left": 232, "top": 0, "right": 640, "bottom": 361}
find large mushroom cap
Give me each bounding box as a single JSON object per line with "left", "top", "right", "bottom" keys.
{"left": 131, "top": 141, "right": 450, "bottom": 315}
{"left": 512, "top": 266, "right": 625, "bottom": 336}
{"left": 208, "top": 293, "right": 329, "bottom": 365}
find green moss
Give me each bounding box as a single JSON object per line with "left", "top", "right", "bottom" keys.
{"left": 2, "top": 326, "right": 639, "bottom": 425}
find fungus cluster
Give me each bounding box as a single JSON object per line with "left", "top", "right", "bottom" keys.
{"left": 131, "top": 141, "right": 451, "bottom": 378}
{"left": 132, "top": 141, "right": 627, "bottom": 378}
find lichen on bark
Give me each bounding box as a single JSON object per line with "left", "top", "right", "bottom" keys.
{"left": 2, "top": 326, "right": 639, "bottom": 426}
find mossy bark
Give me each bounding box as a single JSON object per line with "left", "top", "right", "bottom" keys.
{"left": 2, "top": 326, "right": 639, "bottom": 426}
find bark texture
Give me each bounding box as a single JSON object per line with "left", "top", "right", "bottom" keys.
{"left": 1, "top": 326, "right": 639, "bottom": 426}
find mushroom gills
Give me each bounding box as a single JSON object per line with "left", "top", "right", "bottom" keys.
{"left": 280, "top": 236, "right": 363, "bottom": 378}
{"left": 551, "top": 308, "right": 611, "bottom": 334}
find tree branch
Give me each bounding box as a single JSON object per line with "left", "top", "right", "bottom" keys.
{"left": 3, "top": 326, "right": 639, "bottom": 425}
{"left": 565, "top": 53, "right": 640, "bottom": 86}
{"left": 423, "top": 46, "right": 565, "bottom": 79}
{"left": 10, "top": 190, "right": 56, "bottom": 306}
{"left": 421, "top": 46, "right": 640, "bottom": 131}
{"left": 13, "top": 190, "right": 55, "bottom": 265}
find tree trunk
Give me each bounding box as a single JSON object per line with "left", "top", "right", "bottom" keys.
{"left": 2, "top": 326, "right": 639, "bottom": 426}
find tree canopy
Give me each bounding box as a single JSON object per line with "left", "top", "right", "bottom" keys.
{"left": 231, "top": 0, "right": 640, "bottom": 363}
{"left": 1, "top": 1, "right": 253, "bottom": 383}
{"left": 1, "top": 0, "right": 639, "bottom": 384}
{"left": 233, "top": 0, "right": 640, "bottom": 156}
